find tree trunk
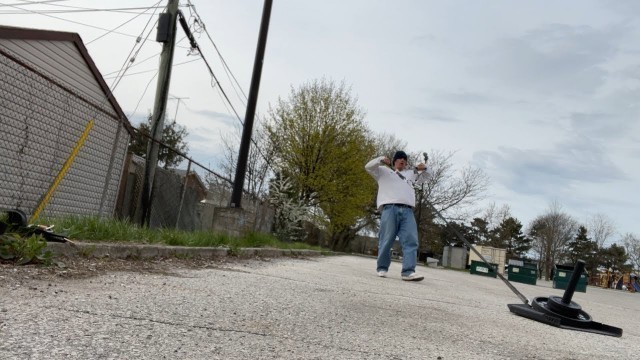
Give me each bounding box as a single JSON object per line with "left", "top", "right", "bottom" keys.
{"left": 330, "top": 228, "right": 357, "bottom": 252}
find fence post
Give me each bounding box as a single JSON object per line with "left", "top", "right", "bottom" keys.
{"left": 175, "top": 159, "right": 191, "bottom": 229}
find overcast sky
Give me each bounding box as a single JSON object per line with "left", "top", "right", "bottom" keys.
{"left": 2, "top": 0, "right": 638, "bottom": 242}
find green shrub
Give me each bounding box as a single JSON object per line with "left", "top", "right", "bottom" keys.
{"left": 0, "top": 233, "right": 52, "bottom": 265}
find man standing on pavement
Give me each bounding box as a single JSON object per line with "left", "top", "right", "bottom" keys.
{"left": 365, "top": 150, "right": 431, "bottom": 281}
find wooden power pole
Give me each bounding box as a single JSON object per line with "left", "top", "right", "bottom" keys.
{"left": 140, "top": 0, "right": 180, "bottom": 226}
{"left": 230, "top": 0, "right": 273, "bottom": 208}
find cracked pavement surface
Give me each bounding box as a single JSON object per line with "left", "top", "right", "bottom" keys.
{"left": 1, "top": 255, "right": 639, "bottom": 359}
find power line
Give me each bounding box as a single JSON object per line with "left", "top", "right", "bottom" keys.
{"left": 102, "top": 52, "right": 160, "bottom": 77}
{"left": 186, "top": 1, "right": 272, "bottom": 137}
{"left": 86, "top": 2, "right": 163, "bottom": 45}
{"left": 0, "top": 6, "right": 166, "bottom": 15}
{"left": 0, "top": 0, "right": 67, "bottom": 7}
{"left": 101, "top": 35, "right": 190, "bottom": 77}
{"left": 195, "top": 49, "right": 244, "bottom": 125}
{"left": 103, "top": 58, "right": 200, "bottom": 80}
{"left": 0, "top": 2, "right": 145, "bottom": 40}
{"left": 128, "top": 71, "right": 158, "bottom": 119}
{"left": 108, "top": 4, "right": 164, "bottom": 92}
{"left": 191, "top": 47, "right": 277, "bottom": 176}
{"left": 184, "top": 2, "right": 274, "bottom": 171}
{"left": 186, "top": 1, "right": 249, "bottom": 105}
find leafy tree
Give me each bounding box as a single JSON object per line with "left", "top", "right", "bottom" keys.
{"left": 265, "top": 79, "right": 375, "bottom": 251}
{"left": 129, "top": 113, "right": 189, "bottom": 169}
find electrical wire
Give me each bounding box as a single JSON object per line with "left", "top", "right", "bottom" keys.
{"left": 0, "top": 6, "right": 166, "bottom": 15}
{"left": 184, "top": 1, "right": 274, "bottom": 173}
{"left": 108, "top": 5, "right": 163, "bottom": 91}
{"left": 128, "top": 71, "right": 158, "bottom": 119}
{"left": 124, "top": 34, "right": 195, "bottom": 118}
{"left": 0, "top": 0, "right": 67, "bottom": 7}
{"left": 186, "top": 0, "right": 273, "bottom": 155}
{"left": 192, "top": 44, "right": 277, "bottom": 178}
{"left": 104, "top": 58, "right": 200, "bottom": 80}
{"left": 0, "top": 2, "right": 145, "bottom": 40}
{"left": 194, "top": 47, "right": 244, "bottom": 126}
{"left": 86, "top": 1, "right": 163, "bottom": 45}
{"left": 185, "top": 1, "right": 249, "bottom": 105}
{"left": 102, "top": 52, "right": 160, "bottom": 77}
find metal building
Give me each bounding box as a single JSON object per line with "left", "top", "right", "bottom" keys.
{"left": 0, "top": 26, "right": 132, "bottom": 220}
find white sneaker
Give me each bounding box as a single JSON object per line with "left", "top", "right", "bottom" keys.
{"left": 377, "top": 270, "right": 387, "bottom": 278}
{"left": 402, "top": 273, "right": 424, "bottom": 281}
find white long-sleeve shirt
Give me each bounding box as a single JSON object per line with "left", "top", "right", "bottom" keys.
{"left": 365, "top": 156, "right": 432, "bottom": 209}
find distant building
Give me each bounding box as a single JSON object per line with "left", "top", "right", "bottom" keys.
{"left": 173, "top": 169, "right": 208, "bottom": 201}
{"left": 0, "top": 26, "right": 133, "bottom": 219}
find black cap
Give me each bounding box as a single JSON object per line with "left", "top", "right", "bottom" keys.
{"left": 392, "top": 150, "right": 408, "bottom": 166}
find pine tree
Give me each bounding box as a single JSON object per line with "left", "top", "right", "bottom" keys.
{"left": 566, "top": 225, "right": 598, "bottom": 271}
{"left": 494, "top": 217, "right": 532, "bottom": 260}
{"left": 469, "top": 217, "right": 490, "bottom": 245}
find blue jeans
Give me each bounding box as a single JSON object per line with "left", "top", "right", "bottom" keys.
{"left": 377, "top": 204, "right": 419, "bottom": 276}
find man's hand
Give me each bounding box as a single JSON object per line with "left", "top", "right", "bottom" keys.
{"left": 381, "top": 157, "right": 391, "bottom": 165}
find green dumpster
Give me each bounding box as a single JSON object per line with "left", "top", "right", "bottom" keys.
{"left": 507, "top": 264, "right": 537, "bottom": 285}
{"left": 553, "top": 264, "right": 588, "bottom": 293}
{"left": 470, "top": 260, "right": 498, "bottom": 278}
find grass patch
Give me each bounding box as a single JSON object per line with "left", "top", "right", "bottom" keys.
{"left": 42, "top": 216, "right": 323, "bottom": 251}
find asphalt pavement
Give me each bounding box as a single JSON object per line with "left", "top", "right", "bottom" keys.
{"left": 1, "top": 255, "right": 639, "bottom": 359}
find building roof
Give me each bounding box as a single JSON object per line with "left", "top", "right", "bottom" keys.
{"left": 173, "top": 169, "right": 208, "bottom": 193}
{"left": 0, "top": 25, "right": 133, "bottom": 133}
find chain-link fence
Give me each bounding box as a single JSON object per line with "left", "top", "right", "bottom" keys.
{"left": 0, "top": 48, "right": 129, "bottom": 221}
{"left": 0, "top": 33, "right": 273, "bottom": 235}
{"left": 116, "top": 135, "right": 274, "bottom": 233}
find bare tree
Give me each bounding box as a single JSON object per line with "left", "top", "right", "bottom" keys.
{"left": 480, "top": 202, "right": 512, "bottom": 230}
{"left": 623, "top": 233, "right": 640, "bottom": 272}
{"left": 419, "top": 149, "right": 490, "bottom": 220}
{"left": 213, "top": 122, "right": 275, "bottom": 231}
{"left": 528, "top": 201, "right": 578, "bottom": 280}
{"left": 371, "top": 132, "right": 408, "bottom": 159}
{"left": 218, "top": 122, "right": 274, "bottom": 201}
{"left": 413, "top": 149, "right": 490, "bottom": 254}
{"left": 586, "top": 213, "right": 616, "bottom": 249}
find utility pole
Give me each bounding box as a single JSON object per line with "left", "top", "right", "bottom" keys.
{"left": 230, "top": 0, "right": 273, "bottom": 208}
{"left": 140, "top": 0, "right": 180, "bottom": 226}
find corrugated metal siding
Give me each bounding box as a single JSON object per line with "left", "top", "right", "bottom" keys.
{"left": 0, "top": 39, "right": 129, "bottom": 219}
